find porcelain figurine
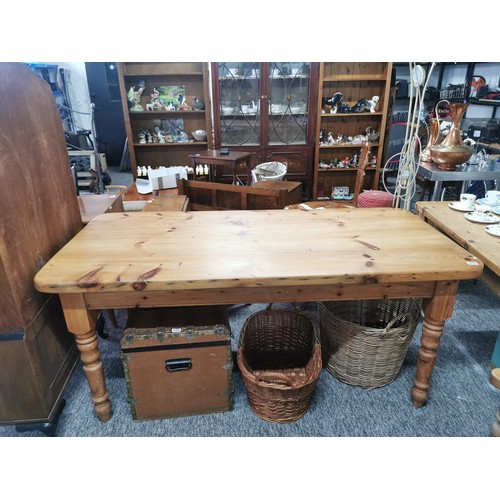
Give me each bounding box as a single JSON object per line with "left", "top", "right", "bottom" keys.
{"left": 192, "top": 96, "right": 205, "bottom": 110}
{"left": 154, "top": 126, "right": 166, "bottom": 143}
{"left": 368, "top": 96, "right": 380, "bottom": 112}
{"left": 327, "top": 132, "right": 334, "bottom": 145}
{"left": 365, "top": 127, "right": 380, "bottom": 143}
{"left": 178, "top": 96, "right": 192, "bottom": 110}
{"left": 176, "top": 129, "right": 190, "bottom": 142}
{"left": 146, "top": 88, "right": 166, "bottom": 111}
{"left": 127, "top": 80, "right": 146, "bottom": 111}
{"left": 322, "top": 92, "right": 343, "bottom": 114}
{"left": 138, "top": 130, "right": 146, "bottom": 144}
{"left": 337, "top": 102, "right": 351, "bottom": 113}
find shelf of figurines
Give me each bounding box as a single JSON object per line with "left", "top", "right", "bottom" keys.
{"left": 318, "top": 154, "right": 378, "bottom": 171}
{"left": 319, "top": 128, "right": 380, "bottom": 148}
{"left": 130, "top": 110, "right": 206, "bottom": 116}
{"left": 134, "top": 126, "right": 208, "bottom": 146}
{"left": 127, "top": 83, "right": 206, "bottom": 113}
{"left": 134, "top": 142, "right": 207, "bottom": 147}
{"left": 321, "top": 112, "right": 383, "bottom": 117}
{"left": 320, "top": 143, "right": 380, "bottom": 149}
{"left": 321, "top": 93, "right": 382, "bottom": 114}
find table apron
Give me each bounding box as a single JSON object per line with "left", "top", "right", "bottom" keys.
{"left": 83, "top": 281, "right": 438, "bottom": 310}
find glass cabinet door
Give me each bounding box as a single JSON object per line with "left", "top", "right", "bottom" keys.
{"left": 268, "top": 62, "right": 311, "bottom": 145}
{"left": 217, "top": 62, "right": 261, "bottom": 146}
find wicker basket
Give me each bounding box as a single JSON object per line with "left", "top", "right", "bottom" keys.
{"left": 254, "top": 161, "right": 287, "bottom": 181}
{"left": 237, "top": 305, "right": 322, "bottom": 423}
{"left": 319, "top": 298, "right": 421, "bottom": 388}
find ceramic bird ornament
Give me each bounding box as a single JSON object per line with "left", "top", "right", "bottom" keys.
{"left": 192, "top": 97, "right": 205, "bottom": 110}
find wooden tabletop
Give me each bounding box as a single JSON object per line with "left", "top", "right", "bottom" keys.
{"left": 416, "top": 201, "right": 499, "bottom": 277}
{"left": 34, "top": 208, "right": 483, "bottom": 295}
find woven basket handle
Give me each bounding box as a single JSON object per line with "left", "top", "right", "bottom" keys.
{"left": 256, "top": 371, "right": 295, "bottom": 387}
{"left": 384, "top": 312, "right": 411, "bottom": 332}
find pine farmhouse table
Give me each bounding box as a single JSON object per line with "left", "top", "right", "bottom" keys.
{"left": 34, "top": 208, "right": 483, "bottom": 422}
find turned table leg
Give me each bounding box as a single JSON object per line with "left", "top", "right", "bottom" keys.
{"left": 60, "top": 294, "right": 112, "bottom": 422}
{"left": 412, "top": 281, "right": 459, "bottom": 407}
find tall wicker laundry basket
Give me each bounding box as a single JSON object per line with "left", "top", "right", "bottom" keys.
{"left": 319, "top": 298, "right": 421, "bottom": 388}
{"left": 237, "top": 305, "right": 322, "bottom": 423}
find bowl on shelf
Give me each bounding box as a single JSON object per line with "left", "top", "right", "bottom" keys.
{"left": 291, "top": 107, "right": 301, "bottom": 114}
{"left": 222, "top": 107, "right": 233, "bottom": 115}
{"left": 192, "top": 130, "right": 207, "bottom": 142}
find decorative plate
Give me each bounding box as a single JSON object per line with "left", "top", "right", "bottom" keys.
{"left": 492, "top": 206, "right": 500, "bottom": 216}
{"left": 485, "top": 224, "right": 500, "bottom": 237}
{"left": 449, "top": 201, "right": 474, "bottom": 212}
{"left": 464, "top": 212, "right": 500, "bottom": 224}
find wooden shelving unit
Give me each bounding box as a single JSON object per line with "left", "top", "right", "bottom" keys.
{"left": 117, "top": 62, "right": 212, "bottom": 180}
{"left": 312, "top": 62, "right": 393, "bottom": 200}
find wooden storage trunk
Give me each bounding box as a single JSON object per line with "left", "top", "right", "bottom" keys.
{"left": 121, "top": 306, "right": 233, "bottom": 420}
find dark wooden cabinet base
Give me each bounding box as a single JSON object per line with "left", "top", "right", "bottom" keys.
{"left": 0, "top": 296, "right": 79, "bottom": 424}
{"left": 0, "top": 63, "right": 83, "bottom": 426}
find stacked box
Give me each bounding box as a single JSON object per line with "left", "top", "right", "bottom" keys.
{"left": 121, "top": 306, "right": 233, "bottom": 420}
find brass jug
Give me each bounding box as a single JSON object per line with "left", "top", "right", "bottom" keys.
{"left": 430, "top": 102, "right": 472, "bottom": 170}
{"left": 419, "top": 118, "right": 440, "bottom": 163}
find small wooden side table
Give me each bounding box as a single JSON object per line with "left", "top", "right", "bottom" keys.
{"left": 190, "top": 150, "right": 252, "bottom": 185}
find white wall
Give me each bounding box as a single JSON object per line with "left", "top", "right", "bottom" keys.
{"left": 52, "top": 62, "right": 93, "bottom": 133}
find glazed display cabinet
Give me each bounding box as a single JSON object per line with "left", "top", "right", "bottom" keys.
{"left": 118, "top": 62, "right": 212, "bottom": 180}
{"left": 313, "top": 62, "right": 393, "bottom": 200}
{"left": 211, "top": 62, "right": 319, "bottom": 198}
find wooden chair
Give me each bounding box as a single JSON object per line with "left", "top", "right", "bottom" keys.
{"left": 177, "top": 179, "right": 288, "bottom": 211}
{"left": 354, "top": 143, "right": 395, "bottom": 208}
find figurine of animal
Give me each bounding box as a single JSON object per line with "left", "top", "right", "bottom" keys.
{"left": 146, "top": 88, "right": 166, "bottom": 111}
{"left": 192, "top": 96, "right": 205, "bottom": 110}
{"left": 127, "top": 80, "right": 146, "bottom": 111}
{"left": 178, "top": 96, "right": 192, "bottom": 110}
{"left": 337, "top": 102, "right": 351, "bottom": 113}
{"left": 349, "top": 96, "right": 380, "bottom": 113}
{"left": 322, "top": 92, "right": 343, "bottom": 113}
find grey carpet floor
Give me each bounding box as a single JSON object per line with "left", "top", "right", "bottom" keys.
{"left": 1, "top": 278, "right": 498, "bottom": 438}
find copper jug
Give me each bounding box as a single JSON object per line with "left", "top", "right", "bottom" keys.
{"left": 419, "top": 118, "right": 440, "bottom": 163}
{"left": 430, "top": 102, "right": 472, "bottom": 170}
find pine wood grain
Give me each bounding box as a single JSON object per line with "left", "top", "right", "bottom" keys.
{"left": 33, "top": 207, "right": 485, "bottom": 420}
{"left": 34, "top": 208, "right": 483, "bottom": 295}
{"left": 416, "top": 201, "right": 499, "bottom": 276}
